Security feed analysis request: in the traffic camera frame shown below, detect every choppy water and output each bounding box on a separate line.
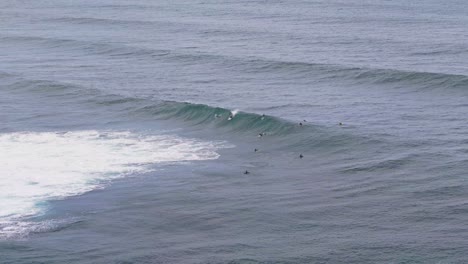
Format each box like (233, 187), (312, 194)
(1, 0), (468, 263)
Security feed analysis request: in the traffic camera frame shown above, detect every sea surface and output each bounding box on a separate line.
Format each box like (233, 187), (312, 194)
(1, 0), (468, 263)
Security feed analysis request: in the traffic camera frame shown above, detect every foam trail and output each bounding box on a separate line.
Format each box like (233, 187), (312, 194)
(228, 109), (239, 120)
(0, 130), (227, 238)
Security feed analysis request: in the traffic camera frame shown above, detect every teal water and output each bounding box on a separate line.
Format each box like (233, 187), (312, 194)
(1, 0), (468, 263)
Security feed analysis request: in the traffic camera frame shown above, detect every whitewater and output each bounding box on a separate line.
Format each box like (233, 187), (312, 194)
(1, 0), (468, 263)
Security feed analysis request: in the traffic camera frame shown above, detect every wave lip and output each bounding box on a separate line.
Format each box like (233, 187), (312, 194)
(0, 130), (228, 239)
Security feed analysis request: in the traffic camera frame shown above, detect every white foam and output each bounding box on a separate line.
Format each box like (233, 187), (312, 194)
(0, 130), (226, 238)
(228, 109), (240, 120)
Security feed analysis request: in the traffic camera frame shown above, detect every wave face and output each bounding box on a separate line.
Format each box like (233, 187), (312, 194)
(2, 0), (468, 263)
(0, 130), (227, 238)
(2, 34), (468, 92)
(0, 75), (357, 153)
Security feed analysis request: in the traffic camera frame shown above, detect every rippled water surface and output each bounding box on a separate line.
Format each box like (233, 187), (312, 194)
(1, 0), (468, 263)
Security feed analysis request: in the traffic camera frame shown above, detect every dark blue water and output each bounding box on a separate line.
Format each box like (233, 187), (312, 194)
(1, 0), (468, 263)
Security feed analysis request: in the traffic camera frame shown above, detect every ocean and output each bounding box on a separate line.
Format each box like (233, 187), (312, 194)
(1, 0), (468, 263)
